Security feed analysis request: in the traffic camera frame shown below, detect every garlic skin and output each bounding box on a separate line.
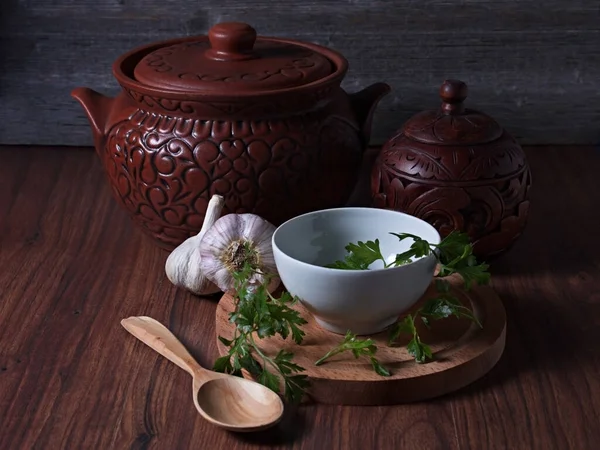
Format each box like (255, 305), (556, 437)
(165, 195), (225, 295)
(199, 213), (280, 293)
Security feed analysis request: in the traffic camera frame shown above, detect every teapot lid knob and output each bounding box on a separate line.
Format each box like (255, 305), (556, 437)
(205, 22), (257, 62)
(439, 79), (468, 114)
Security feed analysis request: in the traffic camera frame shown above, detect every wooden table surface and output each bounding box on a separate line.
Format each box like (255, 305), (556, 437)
(1, 145), (599, 450)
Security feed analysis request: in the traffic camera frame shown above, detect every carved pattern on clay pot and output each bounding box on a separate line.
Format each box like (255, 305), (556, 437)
(378, 134), (528, 182)
(124, 86), (336, 118)
(372, 134), (532, 259)
(102, 109), (362, 248)
(142, 41), (319, 82)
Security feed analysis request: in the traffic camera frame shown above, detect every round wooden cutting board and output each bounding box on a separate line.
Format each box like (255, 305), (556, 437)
(215, 276), (506, 406)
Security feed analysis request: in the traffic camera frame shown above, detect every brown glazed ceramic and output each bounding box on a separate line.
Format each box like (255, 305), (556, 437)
(371, 80), (531, 259)
(72, 22), (391, 249)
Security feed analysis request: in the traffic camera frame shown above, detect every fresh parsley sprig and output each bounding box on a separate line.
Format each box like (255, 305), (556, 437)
(421, 281), (482, 329)
(388, 313), (432, 363)
(326, 238), (408, 270)
(327, 231), (491, 290)
(214, 263), (310, 403)
(314, 330), (391, 376)
(388, 295), (483, 363)
(325, 230), (489, 366)
(392, 231), (491, 290)
(388, 232), (487, 363)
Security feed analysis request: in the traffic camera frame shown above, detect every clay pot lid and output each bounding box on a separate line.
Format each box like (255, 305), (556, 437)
(133, 22), (334, 93)
(402, 80), (503, 145)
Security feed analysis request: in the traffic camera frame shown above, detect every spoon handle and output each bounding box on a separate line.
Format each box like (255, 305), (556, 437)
(121, 316), (202, 377)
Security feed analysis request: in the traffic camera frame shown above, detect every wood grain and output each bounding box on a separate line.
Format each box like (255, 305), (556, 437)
(216, 275), (507, 405)
(121, 316), (285, 432)
(1, 1), (600, 146)
(0, 145), (599, 449)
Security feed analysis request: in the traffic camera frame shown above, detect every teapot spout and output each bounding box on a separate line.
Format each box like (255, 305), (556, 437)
(349, 82), (391, 147)
(71, 87), (115, 149)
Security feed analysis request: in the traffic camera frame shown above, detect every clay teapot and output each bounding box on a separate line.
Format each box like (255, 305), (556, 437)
(72, 22), (390, 249)
(371, 80), (531, 259)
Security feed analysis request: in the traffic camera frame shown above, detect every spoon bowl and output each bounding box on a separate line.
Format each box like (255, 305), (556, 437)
(121, 316), (284, 432)
(194, 377), (284, 430)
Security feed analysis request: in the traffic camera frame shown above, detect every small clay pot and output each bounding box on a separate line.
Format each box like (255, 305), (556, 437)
(72, 22), (390, 249)
(371, 80), (531, 259)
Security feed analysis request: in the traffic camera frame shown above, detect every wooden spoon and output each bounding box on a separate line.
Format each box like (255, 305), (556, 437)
(121, 316), (284, 432)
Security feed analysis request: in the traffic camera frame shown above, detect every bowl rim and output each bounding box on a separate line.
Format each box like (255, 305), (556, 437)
(271, 207), (441, 274)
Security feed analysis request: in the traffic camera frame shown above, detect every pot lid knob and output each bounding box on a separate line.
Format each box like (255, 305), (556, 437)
(401, 79), (503, 145)
(439, 79), (468, 115)
(205, 22), (257, 61)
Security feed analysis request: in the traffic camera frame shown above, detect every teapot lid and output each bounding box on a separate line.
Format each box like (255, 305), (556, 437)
(402, 80), (503, 145)
(133, 22), (335, 93)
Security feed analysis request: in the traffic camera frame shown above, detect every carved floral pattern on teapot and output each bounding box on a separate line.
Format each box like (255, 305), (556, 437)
(102, 109), (362, 248)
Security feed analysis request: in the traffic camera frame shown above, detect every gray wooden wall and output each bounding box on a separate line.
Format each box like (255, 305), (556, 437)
(1, 0), (599, 146)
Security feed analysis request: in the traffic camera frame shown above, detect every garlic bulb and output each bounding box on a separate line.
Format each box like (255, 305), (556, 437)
(165, 195), (225, 295)
(199, 213), (280, 293)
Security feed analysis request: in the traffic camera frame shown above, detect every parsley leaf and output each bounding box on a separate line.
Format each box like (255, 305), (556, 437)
(388, 315), (414, 344)
(274, 349), (305, 374)
(266, 298), (307, 344)
(370, 356), (391, 376)
(406, 336), (432, 363)
(214, 263), (309, 403)
(433, 233), (490, 290)
(347, 240), (385, 265)
(326, 239), (386, 270)
(452, 263), (491, 291)
(420, 296), (483, 328)
(283, 374), (310, 404)
(388, 314), (432, 363)
(258, 370), (281, 393)
(326, 252), (371, 270)
(389, 232), (431, 258)
(315, 330), (391, 376)
(393, 252), (414, 266)
(434, 231), (471, 262)
(240, 352), (263, 376)
(213, 355), (233, 373)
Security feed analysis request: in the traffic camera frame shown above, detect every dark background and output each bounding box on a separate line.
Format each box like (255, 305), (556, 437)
(1, 0), (599, 147)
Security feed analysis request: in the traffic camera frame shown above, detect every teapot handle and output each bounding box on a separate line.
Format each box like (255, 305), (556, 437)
(348, 82), (391, 148)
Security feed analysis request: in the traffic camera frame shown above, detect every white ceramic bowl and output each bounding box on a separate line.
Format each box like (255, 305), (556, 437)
(271, 207), (441, 335)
